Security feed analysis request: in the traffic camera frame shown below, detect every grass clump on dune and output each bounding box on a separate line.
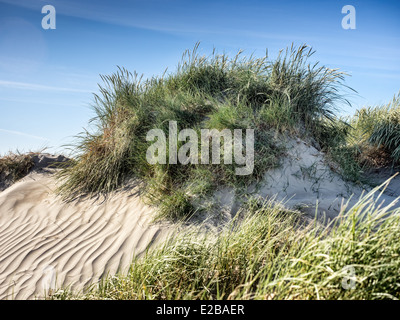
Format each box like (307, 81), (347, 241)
(346, 92), (400, 169)
(311, 91), (400, 184)
(0, 152), (34, 189)
(58, 43), (354, 219)
(54, 183), (400, 300)
(314, 91), (400, 184)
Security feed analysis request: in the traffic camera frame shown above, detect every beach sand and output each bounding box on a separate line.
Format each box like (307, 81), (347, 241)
(0, 170), (172, 299)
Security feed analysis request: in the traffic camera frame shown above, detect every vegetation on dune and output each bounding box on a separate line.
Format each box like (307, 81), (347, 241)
(0, 152), (34, 189)
(57, 43), (355, 219)
(347, 92), (400, 168)
(53, 183), (400, 300)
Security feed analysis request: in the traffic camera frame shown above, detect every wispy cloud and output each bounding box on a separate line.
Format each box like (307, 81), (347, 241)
(0, 80), (92, 93)
(0, 0), (180, 33)
(0, 128), (50, 141)
(0, 0), (249, 36)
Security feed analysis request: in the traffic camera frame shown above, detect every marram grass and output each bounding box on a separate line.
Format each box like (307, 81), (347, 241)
(57, 43), (355, 219)
(0, 152), (35, 186)
(347, 91), (400, 167)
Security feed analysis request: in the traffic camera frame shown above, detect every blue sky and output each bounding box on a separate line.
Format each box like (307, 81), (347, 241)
(0, 0), (399, 155)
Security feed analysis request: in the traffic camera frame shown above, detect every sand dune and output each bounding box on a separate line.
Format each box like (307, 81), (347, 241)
(0, 172), (172, 299)
(257, 139), (400, 219)
(213, 138), (400, 221)
(0, 145), (399, 300)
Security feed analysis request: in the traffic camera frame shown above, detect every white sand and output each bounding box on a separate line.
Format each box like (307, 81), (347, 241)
(259, 139), (400, 220)
(257, 138), (400, 219)
(0, 172), (172, 299)
(212, 138), (400, 221)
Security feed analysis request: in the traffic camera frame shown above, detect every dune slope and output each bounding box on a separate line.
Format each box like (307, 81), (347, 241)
(0, 172), (172, 299)
(0, 145), (399, 300)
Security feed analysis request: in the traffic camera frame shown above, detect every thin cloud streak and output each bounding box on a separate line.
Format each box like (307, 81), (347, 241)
(0, 128), (50, 141)
(0, 0), (282, 37)
(0, 0), (182, 34)
(0, 80), (93, 93)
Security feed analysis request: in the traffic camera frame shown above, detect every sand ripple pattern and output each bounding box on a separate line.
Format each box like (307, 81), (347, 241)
(0, 174), (171, 299)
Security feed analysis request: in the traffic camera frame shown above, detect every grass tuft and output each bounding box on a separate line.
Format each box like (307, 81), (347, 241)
(57, 43), (355, 219)
(344, 91), (400, 172)
(0, 152), (35, 189)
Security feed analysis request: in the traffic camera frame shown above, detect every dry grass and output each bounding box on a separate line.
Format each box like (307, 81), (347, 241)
(0, 152), (35, 190)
